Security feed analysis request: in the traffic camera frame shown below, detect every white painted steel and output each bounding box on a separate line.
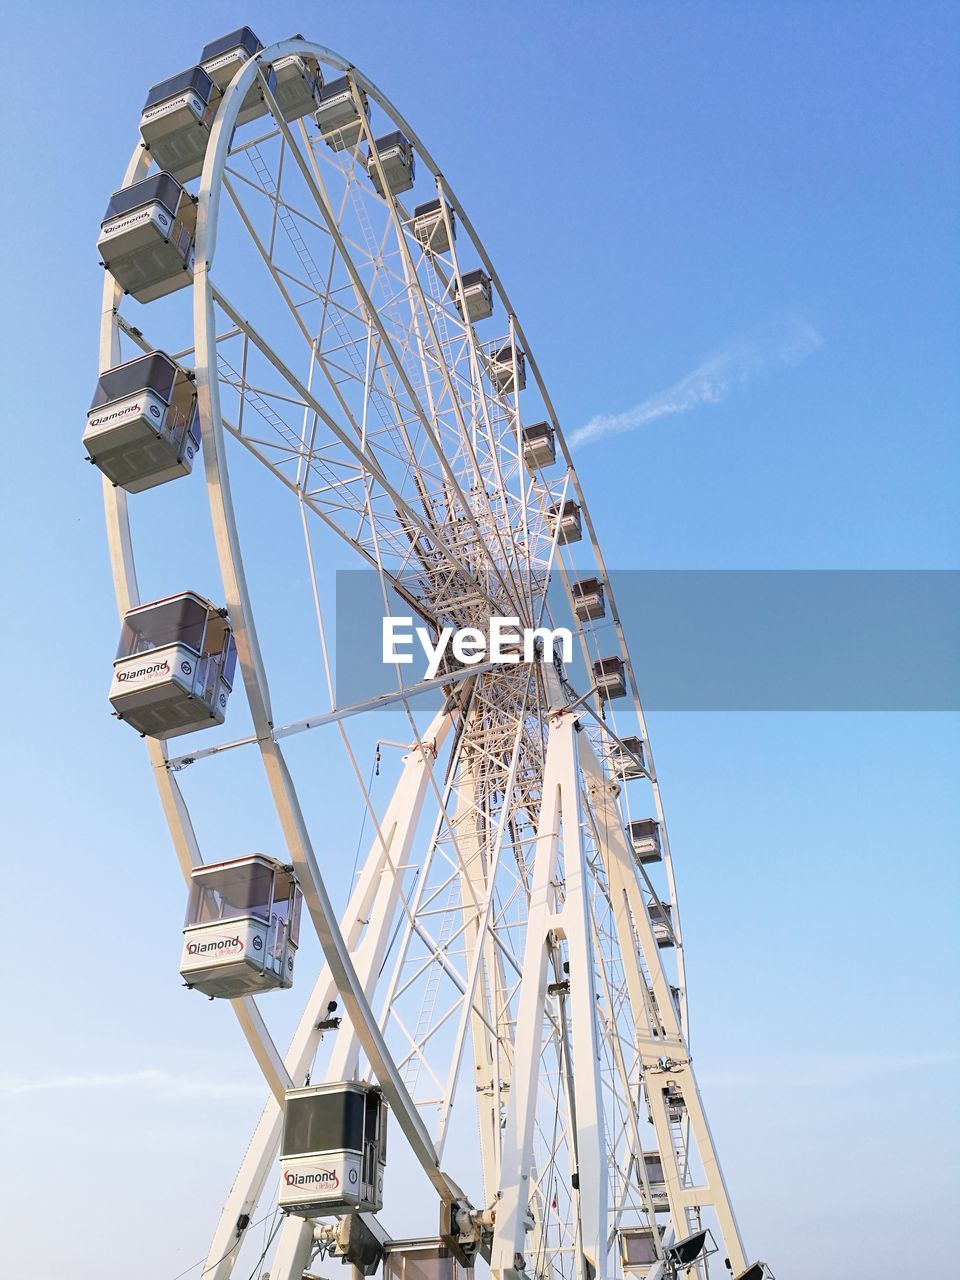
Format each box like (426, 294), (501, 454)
(95, 33), (758, 1280)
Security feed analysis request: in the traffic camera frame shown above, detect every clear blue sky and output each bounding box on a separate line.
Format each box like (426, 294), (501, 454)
(1, 3), (957, 1278)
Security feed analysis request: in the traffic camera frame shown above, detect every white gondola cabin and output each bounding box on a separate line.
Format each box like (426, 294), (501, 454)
(98, 173), (196, 303)
(647, 899), (674, 948)
(594, 655), (627, 700)
(384, 1240), (465, 1280)
(271, 42), (322, 122)
(629, 818), (662, 865)
(109, 592), (237, 739)
(279, 1082), (387, 1215)
(522, 421), (556, 471)
(572, 576), (605, 621)
(641, 1151), (668, 1212)
(455, 268), (493, 323)
(610, 735), (646, 779)
(490, 343), (526, 393)
(618, 1227), (659, 1273)
(84, 351), (200, 492)
(367, 131), (415, 196)
(412, 198), (455, 254)
(200, 25), (262, 85)
(316, 76), (369, 150)
(548, 499), (582, 545)
(199, 27), (273, 125)
(139, 67), (218, 182)
(180, 855), (302, 998)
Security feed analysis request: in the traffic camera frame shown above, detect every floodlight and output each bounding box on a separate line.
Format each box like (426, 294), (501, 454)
(335, 1213), (386, 1275)
(733, 1265), (774, 1280)
(667, 1228), (717, 1269)
(668, 1230), (706, 1266)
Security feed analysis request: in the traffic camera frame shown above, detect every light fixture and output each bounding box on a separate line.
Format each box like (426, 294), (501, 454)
(668, 1230), (707, 1266)
(335, 1212), (387, 1275)
(666, 1228), (718, 1271)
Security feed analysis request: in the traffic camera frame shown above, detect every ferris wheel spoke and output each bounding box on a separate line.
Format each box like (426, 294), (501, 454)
(433, 184), (550, 599)
(210, 281), (494, 610)
(357, 108), (533, 621)
(219, 413), (439, 621)
(254, 72), (530, 624)
(225, 136), (454, 552)
(223, 161), (332, 241)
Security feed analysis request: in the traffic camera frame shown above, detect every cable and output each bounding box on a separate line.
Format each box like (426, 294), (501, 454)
(242, 1213), (283, 1280)
(166, 1210), (277, 1280)
(349, 749), (380, 887)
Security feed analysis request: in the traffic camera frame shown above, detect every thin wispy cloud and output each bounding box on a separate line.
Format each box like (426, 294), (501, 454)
(569, 317), (823, 448)
(0, 1068), (263, 1099)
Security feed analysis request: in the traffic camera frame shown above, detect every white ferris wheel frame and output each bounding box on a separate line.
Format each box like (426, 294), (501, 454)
(96, 35), (752, 1280)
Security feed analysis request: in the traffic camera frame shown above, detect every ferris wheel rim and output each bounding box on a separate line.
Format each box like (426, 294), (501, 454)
(93, 34), (719, 1278)
(101, 15), (678, 1169)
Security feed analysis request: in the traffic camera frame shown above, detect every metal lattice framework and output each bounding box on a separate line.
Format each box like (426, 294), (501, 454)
(96, 34), (760, 1280)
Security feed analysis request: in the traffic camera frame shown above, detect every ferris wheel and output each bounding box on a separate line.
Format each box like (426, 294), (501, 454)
(88, 28), (773, 1280)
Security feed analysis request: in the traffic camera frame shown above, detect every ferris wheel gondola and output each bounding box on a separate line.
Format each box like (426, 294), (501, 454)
(90, 26), (773, 1280)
